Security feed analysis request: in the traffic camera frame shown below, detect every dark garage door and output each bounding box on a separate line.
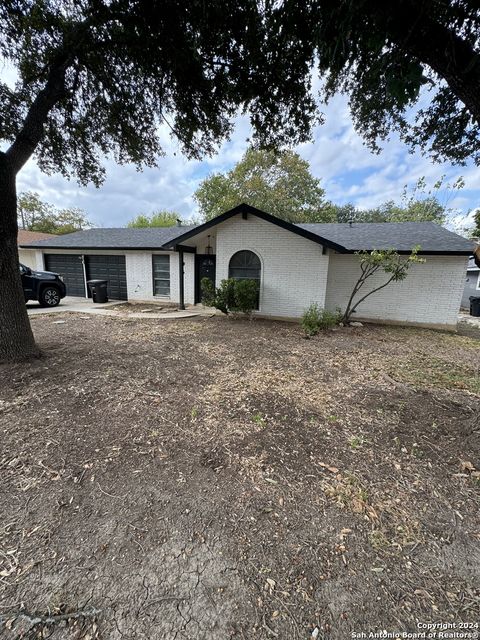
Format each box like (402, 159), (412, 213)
(86, 255), (127, 300)
(44, 254), (85, 297)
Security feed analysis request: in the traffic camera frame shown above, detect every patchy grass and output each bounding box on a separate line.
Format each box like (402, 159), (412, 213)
(0, 316), (479, 640)
(394, 355), (480, 395)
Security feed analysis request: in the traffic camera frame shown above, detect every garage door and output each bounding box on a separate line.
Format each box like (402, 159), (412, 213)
(44, 254), (85, 297)
(86, 255), (127, 300)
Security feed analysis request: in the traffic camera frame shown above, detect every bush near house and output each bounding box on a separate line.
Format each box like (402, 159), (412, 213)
(199, 277), (216, 308)
(301, 303), (342, 337)
(201, 277), (259, 316)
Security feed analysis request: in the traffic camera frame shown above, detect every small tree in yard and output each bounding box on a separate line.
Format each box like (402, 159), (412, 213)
(342, 248), (424, 325)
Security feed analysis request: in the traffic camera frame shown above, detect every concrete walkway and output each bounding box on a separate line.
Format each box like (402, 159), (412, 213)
(27, 297), (208, 320)
(458, 312), (480, 330)
(457, 312), (480, 339)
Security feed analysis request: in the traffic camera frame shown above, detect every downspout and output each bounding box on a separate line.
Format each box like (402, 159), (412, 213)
(81, 255), (88, 298)
(178, 248), (185, 310)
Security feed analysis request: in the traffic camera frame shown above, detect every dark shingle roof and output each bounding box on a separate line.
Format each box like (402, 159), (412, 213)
(296, 222), (473, 253)
(20, 215), (473, 255)
(20, 225), (196, 249)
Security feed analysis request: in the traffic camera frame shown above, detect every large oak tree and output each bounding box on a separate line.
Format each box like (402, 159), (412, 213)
(1, 0), (480, 361)
(0, 0), (316, 361)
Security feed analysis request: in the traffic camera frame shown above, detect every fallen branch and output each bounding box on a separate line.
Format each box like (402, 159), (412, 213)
(97, 482), (127, 500)
(380, 372), (414, 393)
(2, 606), (102, 633)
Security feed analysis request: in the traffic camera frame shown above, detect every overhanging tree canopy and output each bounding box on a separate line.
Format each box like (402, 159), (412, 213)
(305, 0), (480, 165)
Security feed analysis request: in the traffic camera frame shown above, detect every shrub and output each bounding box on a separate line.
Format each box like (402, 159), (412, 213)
(215, 278), (236, 314)
(301, 303), (341, 337)
(233, 279), (259, 315)
(208, 278), (259, 316)
(200, 277), (216, 307)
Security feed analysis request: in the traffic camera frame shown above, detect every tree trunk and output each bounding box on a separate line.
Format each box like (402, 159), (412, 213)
(0, 154), (40, 362)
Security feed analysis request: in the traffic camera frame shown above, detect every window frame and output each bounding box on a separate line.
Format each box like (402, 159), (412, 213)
(228, 250), (261, 310)
(152, 254), (171, 297)
(228, 250), (261, 282)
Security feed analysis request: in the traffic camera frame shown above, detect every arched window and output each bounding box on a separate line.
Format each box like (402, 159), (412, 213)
(229, 250), (261, 309)
(228, 250), (261, 283)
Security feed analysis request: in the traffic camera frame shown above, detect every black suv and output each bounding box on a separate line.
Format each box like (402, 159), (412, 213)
(20, 263), (67, 307)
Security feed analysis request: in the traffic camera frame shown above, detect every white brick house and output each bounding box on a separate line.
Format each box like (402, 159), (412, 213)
(21, 204), (473, 330)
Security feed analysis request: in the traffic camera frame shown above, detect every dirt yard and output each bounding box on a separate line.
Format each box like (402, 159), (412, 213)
(1, 315), (479, 640)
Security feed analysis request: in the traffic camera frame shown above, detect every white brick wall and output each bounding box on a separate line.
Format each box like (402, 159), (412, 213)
(35, 250), (45, 270)
(126, 251), (194, 304)
(18, 249), (37, 270)
(215, 214), (329, 318)
(325, 254), (468, 328)
(36, 248), (193, 305)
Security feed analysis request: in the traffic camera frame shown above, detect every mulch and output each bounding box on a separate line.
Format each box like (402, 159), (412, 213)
(1, 315), (479, 639)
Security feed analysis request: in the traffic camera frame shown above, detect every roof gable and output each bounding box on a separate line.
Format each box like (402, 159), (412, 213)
(159, 203), (347, 252)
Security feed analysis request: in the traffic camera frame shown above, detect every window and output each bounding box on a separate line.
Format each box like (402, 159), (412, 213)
(228, 250), (261, 309)
(152, 254), (170, 296)
(228, 250), (261, 283)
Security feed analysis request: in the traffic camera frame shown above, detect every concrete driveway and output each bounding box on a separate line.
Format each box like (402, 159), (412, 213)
(26, 296), (207, 320)
(26, 296), (122, 316)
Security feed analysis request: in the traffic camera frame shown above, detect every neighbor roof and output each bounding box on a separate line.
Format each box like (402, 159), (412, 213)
(18, 230), (57, 244)
(20, 225), (196, 250)
(20, 204), (473, 255)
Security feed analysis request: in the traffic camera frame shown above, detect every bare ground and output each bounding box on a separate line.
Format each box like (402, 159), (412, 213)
(1, 315), (479, 640)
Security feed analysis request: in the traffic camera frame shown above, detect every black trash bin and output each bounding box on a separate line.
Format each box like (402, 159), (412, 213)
(470, 296), (480, 317)
(87, 279), (109, 303)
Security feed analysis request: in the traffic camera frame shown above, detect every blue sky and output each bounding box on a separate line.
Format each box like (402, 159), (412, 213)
(2, 63), (479, 233)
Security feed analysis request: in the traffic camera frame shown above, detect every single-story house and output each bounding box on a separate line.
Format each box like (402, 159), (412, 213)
(20, 203), (473, 330)
(18, 230), (57, 269)
(461, 251), (480, 309)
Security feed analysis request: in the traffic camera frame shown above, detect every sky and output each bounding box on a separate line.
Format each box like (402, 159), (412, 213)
(2, 64), (479, 233)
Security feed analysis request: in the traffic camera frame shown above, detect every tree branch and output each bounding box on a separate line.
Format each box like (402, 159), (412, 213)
(348, 274), (398, 317)
(5, 56), (70, 174)
(369, 0), (480, 123)
(4, 17), (96, 175)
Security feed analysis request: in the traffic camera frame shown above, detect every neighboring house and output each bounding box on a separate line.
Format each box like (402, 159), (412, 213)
(18, 230), (57, 269)
(461, 250), (480, 309)
(20, 204), (473, 330)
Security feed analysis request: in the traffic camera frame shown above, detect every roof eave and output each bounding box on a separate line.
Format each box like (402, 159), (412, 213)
(19, 245), (176, 250)
(329, 248), (472, 256)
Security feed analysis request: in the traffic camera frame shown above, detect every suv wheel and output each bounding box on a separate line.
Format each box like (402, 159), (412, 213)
(39, 286), (61, 307)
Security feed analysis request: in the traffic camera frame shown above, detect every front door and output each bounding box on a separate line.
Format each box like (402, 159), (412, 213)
(195, 254), (216, 303)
